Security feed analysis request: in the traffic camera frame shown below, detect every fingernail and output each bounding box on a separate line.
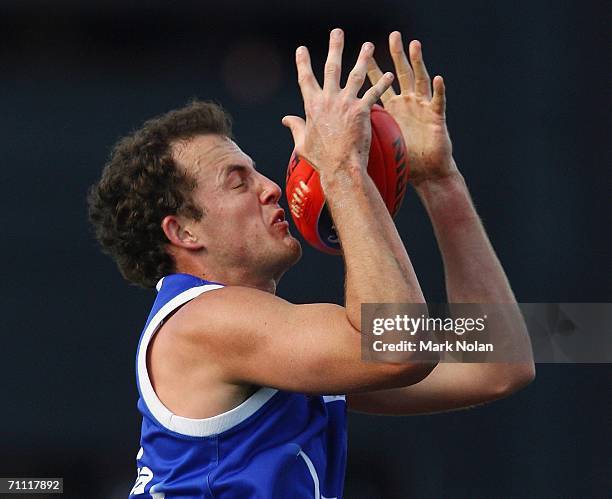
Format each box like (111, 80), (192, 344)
(363, 42), (373, 51)
(296, 46), (305, 55)
(331, 28), (342, 38)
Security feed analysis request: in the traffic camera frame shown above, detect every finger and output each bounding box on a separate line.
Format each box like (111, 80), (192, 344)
(431, 75), (446, 116)
(323, 28), (344, 93)
(367, 57), (397, 105)
(344, 41), (374, 97)
(362, 72), (395, 108)
(281, 115), (306, 146)
(409, 40), (432, 99)
(295, 46), (321, 103)
(389, 31), (414, 93)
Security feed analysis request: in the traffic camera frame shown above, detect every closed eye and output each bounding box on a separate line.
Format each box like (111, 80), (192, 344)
(227, 169), (247, 189)
(221, 162), (255, 190)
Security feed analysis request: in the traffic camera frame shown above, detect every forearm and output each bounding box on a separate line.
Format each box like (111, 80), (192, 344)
(415, 166), (514, 303)
(416, 163), (534, 376)
(321, 164), (425, 329)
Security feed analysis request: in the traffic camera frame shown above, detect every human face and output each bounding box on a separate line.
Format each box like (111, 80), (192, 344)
(172, 134), (302, 283)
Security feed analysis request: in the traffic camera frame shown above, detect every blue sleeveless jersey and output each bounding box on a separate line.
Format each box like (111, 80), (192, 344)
(129, 273), (348, 499)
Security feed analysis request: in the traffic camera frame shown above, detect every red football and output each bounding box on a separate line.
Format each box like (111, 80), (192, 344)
(285, 105), (409, 254)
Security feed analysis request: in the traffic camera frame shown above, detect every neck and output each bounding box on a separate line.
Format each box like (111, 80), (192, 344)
(176, 261), (279, 294)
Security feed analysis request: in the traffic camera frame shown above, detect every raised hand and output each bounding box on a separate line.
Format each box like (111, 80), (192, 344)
(283, 28), (394, 177)
(367, 32), (458, 186)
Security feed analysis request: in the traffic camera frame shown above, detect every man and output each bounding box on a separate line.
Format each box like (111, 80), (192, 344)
(89, 29), (534, 498)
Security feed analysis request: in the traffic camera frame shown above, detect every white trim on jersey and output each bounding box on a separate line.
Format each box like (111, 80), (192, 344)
(137, 283), (278, 437)
(298, 450), (338, 499)
(322, 395), (346, 403)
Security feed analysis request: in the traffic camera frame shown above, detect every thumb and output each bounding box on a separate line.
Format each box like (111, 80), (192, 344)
(281, 115), (306, 145)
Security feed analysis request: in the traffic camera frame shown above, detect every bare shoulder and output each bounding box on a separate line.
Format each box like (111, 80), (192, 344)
(171, 285), (295, 339)
(147, 287), (265, 418)
(172, 285), (343, 345)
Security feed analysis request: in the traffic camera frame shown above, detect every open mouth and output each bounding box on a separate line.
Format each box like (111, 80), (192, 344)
(271, 209), (286, 225)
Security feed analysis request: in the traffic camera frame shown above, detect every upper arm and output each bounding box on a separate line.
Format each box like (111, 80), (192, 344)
(347, 362), (535, 415)
(173, 286), (435, 395)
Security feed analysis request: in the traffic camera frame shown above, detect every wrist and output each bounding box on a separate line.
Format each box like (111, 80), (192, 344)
(319, 161), (368, 195)
(414, 170), (467, 201)
(415, 166), (478, 226)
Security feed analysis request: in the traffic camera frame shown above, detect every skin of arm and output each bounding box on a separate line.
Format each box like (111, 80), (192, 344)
(164, 29), (437, 401)
(348, 32), (535, 415)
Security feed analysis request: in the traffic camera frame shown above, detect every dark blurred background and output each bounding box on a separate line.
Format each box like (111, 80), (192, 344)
(1, 1), (610, 498)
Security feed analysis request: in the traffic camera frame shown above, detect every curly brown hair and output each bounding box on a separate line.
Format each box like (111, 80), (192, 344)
(88, 100), (233, 288)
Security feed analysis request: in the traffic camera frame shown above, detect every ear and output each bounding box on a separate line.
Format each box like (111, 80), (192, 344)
(161, 215), (205, 250)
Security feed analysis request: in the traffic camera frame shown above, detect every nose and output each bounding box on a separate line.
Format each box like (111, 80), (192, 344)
(258, 173), (282, 205)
